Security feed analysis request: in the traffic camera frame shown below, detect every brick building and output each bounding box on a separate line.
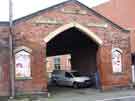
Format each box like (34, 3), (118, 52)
(0, 0), (133, 96)
(93, 0), (135, 60)
(46, 54), (71, 78)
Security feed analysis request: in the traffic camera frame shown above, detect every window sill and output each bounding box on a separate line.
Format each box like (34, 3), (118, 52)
(15, 77), (32, 80)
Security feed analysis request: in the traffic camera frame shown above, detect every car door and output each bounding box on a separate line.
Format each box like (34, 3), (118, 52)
(63, 72), (73, 86)
(56, 72), (65, 85)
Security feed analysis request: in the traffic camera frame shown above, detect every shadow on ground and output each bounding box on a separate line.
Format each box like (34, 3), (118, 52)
(48, 85), (99, 97)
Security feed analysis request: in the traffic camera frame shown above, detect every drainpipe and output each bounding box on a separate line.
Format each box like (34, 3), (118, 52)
(9, 0), (15, 99)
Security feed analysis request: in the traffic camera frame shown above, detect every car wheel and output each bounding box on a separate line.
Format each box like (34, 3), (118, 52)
(73, 82), (79, 88)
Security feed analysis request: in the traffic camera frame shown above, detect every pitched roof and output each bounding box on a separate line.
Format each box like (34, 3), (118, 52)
(0, 0), (129, 32)
(0, 21), (9, 26)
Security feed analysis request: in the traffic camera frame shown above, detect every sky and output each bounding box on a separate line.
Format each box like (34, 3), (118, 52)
(0, 0), (109, 21)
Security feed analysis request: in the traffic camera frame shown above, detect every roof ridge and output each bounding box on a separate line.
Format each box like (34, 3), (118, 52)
(0, 0), (129, 32)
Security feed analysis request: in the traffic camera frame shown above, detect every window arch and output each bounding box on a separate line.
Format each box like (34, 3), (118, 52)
(14, 46), (32, 79)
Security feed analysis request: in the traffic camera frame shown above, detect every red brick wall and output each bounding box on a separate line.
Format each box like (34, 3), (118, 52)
(14, 43), (47, 94)
(11, 0), (131, 93)
(130, 30), (135, 53)
(0, 25), (10, 96)
(93, 0), (135, 29)
(98, 46), (131, 90)
(93, 0), (135, 53)
(0, 0), (132, 96)
(46, 54), (71, 72)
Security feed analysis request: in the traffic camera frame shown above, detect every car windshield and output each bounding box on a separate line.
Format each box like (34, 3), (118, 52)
(71, 72), (81, 77)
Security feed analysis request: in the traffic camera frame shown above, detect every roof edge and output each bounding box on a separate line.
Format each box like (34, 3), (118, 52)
(75, 0), (130, 32)
(0, 0), (129, 32)
(13, 0), (70, 24)
(0, 21), (9, 26)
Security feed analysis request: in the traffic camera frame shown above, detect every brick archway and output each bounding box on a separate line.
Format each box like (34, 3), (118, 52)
(45, 22), (104, 91)
(44, 22), (103, 46)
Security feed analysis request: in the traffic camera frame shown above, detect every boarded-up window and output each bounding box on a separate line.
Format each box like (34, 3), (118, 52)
(15, 50), (31, 79)
(112, 48), (123, 73)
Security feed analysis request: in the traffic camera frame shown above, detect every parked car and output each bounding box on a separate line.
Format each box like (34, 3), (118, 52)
(51, 70), (93, 88)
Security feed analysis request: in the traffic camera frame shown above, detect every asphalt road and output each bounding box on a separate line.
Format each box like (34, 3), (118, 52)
(43, 86), (135, 101)
(7, 86), (135, 101)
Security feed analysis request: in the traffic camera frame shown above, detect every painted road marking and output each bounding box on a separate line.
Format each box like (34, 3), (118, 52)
(97, 96), (135, 101)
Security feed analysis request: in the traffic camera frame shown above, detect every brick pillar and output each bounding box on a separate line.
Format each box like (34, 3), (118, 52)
(33, 41), (48, 92)
(40, 42), (48, 91)
(97, 46), (112, 90)
(130, 30), (135, 53)
(97, 45), (132, 91)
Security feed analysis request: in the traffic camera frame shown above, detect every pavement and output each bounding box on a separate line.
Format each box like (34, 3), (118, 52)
(5, 86), (135, 101)
(45, 86), (135, 101)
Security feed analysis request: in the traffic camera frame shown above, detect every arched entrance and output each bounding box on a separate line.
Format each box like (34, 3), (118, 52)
(45, 22), (103, 92)
(44, 22), (103, 45)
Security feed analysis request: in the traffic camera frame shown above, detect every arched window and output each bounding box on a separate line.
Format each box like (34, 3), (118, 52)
(14, 46), (32, 79)
(112, 48), (123, 73)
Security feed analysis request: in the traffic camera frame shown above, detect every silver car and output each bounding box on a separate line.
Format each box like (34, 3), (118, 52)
(51, 70), (92, 88)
